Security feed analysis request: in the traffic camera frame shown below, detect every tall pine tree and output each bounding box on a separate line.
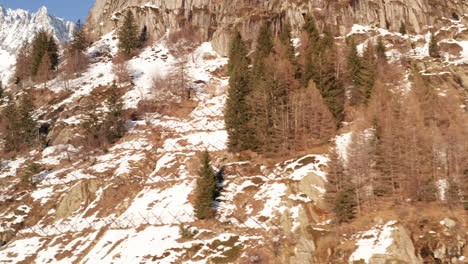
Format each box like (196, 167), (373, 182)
(225, 32), (257, 151)
(118, 10), (139, 56)
(104, 82), (125, 144)
(194, 151), (217, 219)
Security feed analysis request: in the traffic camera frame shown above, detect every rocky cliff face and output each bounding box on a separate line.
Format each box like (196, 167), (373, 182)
(85, 0), (468, 55)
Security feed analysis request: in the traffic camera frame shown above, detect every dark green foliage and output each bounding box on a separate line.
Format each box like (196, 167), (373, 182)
(348, 41), (376, 105)
(179, 224), (197, 238)
(18, 93), (38, 147)
(399, 23), (407, 35)
(254, 23), (273, 60)
(225, 32), (257, 152)
(313, 29), (345, 121)
(0, 81), (3, 99)
(104, 82), (125, 144)
(376, 37), (387, 61)
(30, 30), (59, 76)
(139, 25), (148, 47)
(429, 33), (440, 58)
(21, 160), (42, 187)
(81, 97), (102, 146)
(70, 19), (88, 52)
(118, 11), (139, 56)
(361, 43), (376, 102)
(47, 36), (59, 70)
(3, 92), (39, 152)
(3, 95), (20, 152)
(335, 186), (358, 224)
(194, 152), (218, 219)
(303, 15), (320, 43)
(280, 23), (301, 79)
(325, 147), (345, 208)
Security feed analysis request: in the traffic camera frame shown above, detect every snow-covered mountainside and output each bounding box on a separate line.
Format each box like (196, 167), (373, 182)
(0, 1), (467, 263)
(0, 5), (74, 83)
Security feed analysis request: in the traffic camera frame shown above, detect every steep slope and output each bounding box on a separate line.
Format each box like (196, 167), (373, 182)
(0, 5), (74, 83)
(0, 1), (467, 264)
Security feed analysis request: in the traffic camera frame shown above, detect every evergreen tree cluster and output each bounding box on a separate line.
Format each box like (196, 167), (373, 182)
(81, 82), (126, 147)
(193, 151), (219, 219)
(117, 11), (148, 56)
(226, 17), (345, 153)
(347, 40), (380, 106)
(15, 30), (59, 85)
(2, 93), (39, 152)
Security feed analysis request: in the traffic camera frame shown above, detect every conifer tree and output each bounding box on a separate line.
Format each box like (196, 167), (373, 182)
(47, 36), (59, 70)
(17, 92), (38, 147)
(0, 81), (3, 99)
(118, 10), (139, 56)
(399, 23), (407, 35)
(70, 19), (88, 52)
(139, 25), (148, 48)
(225, 32), (256, 151)
(104, 82), (125, 143)
(361, 43), (376, 103)
(81, 97), (102, 147)
(376, 37), (386, 61)
(335, 185), (358, 224)
(194, 151), (217, 219)
(3, 95), (19, 152)
(31, 30), (50, 76)
(279, 23), (300, 79)
(325, 146), (345, 209)
(429, 33), (440, 58)
(314, 28), (345, 121)
(30, 31), (58, 77)
(301, 15), (320, 87)
(348, 41), (365, 105)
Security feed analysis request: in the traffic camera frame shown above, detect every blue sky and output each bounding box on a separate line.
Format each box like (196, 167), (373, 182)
(0, 0), (95, 22)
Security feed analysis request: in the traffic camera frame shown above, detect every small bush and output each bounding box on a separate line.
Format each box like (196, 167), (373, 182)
(21, 160), (42, 187)
(179, 224), (197, 239)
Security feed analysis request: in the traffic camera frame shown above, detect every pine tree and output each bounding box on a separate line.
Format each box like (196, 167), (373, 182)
(279, 23), (300, 79)
(361, 43), (376, 103)
(376, 37), (386, 61)
(325, 146), (345, 210)
(225, 32), (256, 151)
(81, 97), (102, 147)
(301, 15), (320, 87)
(139, 25), (148, 48)
(17, 92), (38, 147)
(348, 41), (365, 105)
(104, 82), (125, 143)
(399, 23), (407, 35)
(118, 10), (139, 56)
(47, 36), (59, 70)
(194, 151), (217, 219)
(3, 95), (19, 152)
(70, 19), (88, 52)
(314, 28), (345, 121)
(335, 185), (358, 224)
(30, 31), (58, 77)
(31, 30), (50, 76)
(429, 33), (440, 58)
(250, 24), (276, 152)
(0, 81), (3, 99)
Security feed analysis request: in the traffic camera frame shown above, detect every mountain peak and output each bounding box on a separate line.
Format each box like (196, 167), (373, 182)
(36, 6), (49, 16)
